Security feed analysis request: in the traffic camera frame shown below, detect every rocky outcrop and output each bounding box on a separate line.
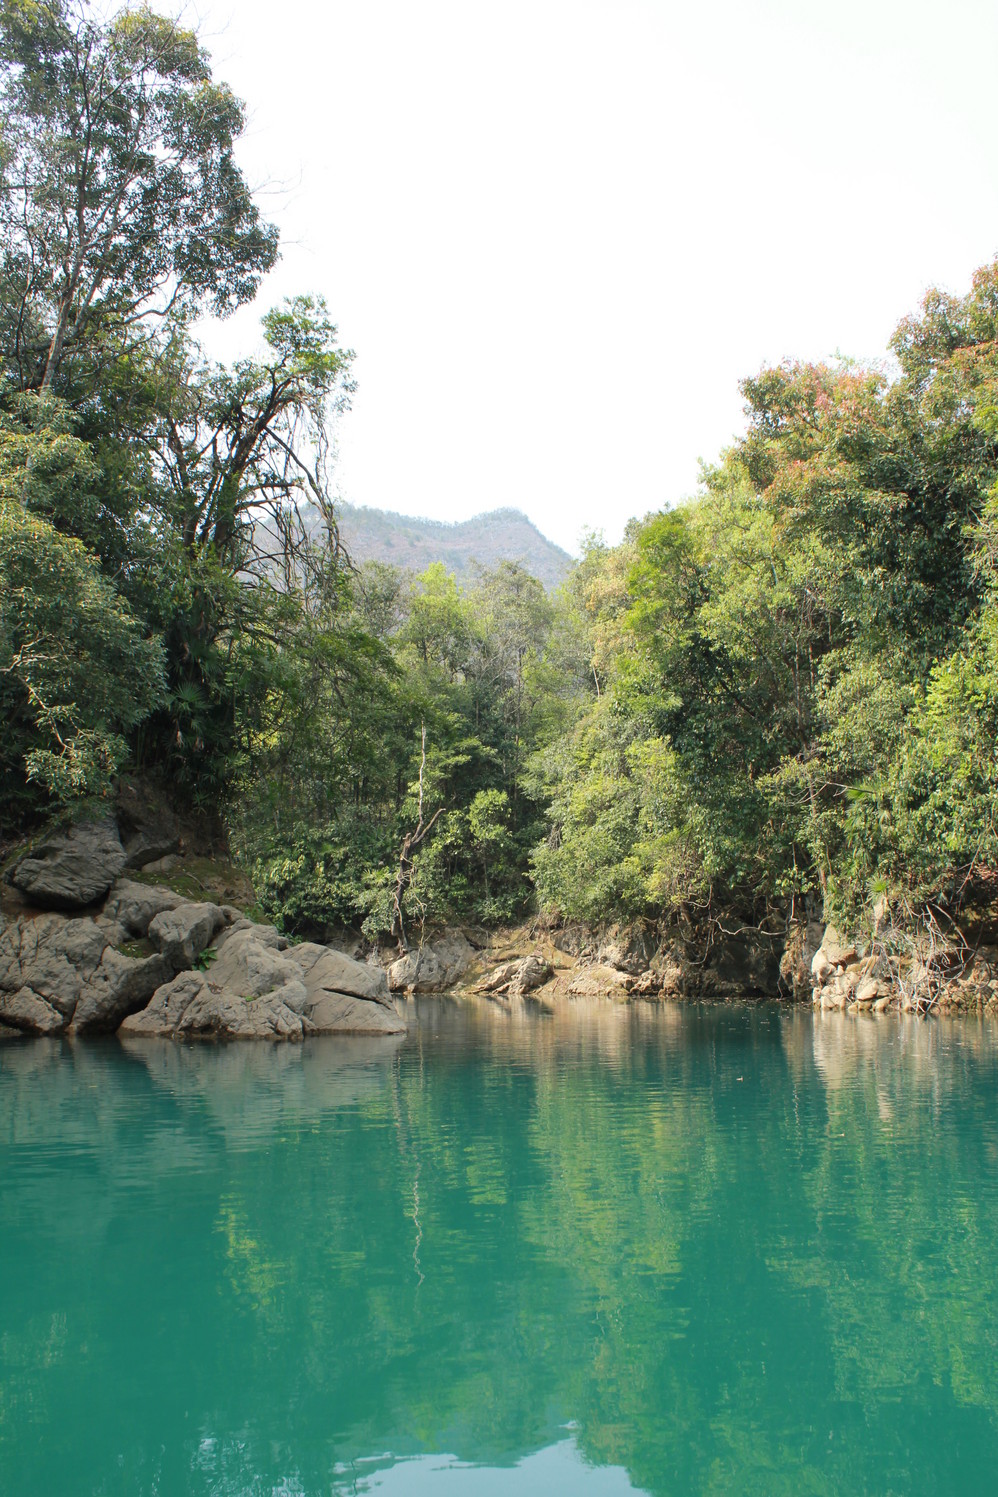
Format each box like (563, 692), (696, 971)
(120, 923), (404, 1040)
(2, 873), (406, 1042)
(809, 922), (998, 1016)
(120, 967), (312, 1040)
(560, 925), (782, 1000)
(10, 819), (127, 910)
(101, 879), (185, 940)
(596, 927), (658, 976)
(811, 934), (891, 1014)
(294, 942), (393, 1005)
(566, 963), (631, 998)
(387, 932), (475, 994)
(0, 909), (172, 1035)
(70, 947), (174, 1032)
(475, 954), (553, 999)
(0, 914), (106, 1030)
(148, 901), (226, 968)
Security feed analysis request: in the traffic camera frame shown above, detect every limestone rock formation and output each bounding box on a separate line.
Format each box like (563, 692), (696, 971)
(11, 820), (127, 909)
(475, 954), (553, 999)
(0, 908), (172, 1034)
(148, 902), (227, 969)
(387, 933), (475, 994)
(1, 866), (405, 1041)
(120, 926), (404, 1040)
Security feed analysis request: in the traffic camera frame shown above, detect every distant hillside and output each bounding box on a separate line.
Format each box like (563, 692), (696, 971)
(335, 504), (574, 589)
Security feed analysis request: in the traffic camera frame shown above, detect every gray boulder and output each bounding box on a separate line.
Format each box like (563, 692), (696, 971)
(119, 971), (210, 1036)
(176, 988), (309, 1040)
(115, 778), (181, 868)
(0, 909), (173, 1034)
(70, 947), (173, 1033)
(208, 927), (303, 998)
(122, 929), (406, 1040)
(294, 943), (392, 1005)
(306, 991), (406, 1033)
(0, 914), (107, 1027)
(388, 932), (475, 994)
(148, 902), (226, 968)
(214, 918), (287, 954)
(11, 819), (126, 910)
(102, 879), (184, 939)
(0, 986), (65, 1034)
(120, 966), (309, 1040)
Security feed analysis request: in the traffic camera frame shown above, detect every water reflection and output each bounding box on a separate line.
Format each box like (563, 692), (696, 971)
(1, 999), (997, 1496)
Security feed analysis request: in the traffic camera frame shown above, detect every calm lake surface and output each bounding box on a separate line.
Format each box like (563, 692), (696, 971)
(2, 998), (998, 1496)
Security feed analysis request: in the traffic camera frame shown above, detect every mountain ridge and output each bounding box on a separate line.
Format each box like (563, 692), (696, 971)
(334, 502), (574, 589)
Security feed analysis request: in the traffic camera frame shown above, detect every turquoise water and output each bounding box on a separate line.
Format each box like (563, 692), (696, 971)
(2, 999), (998, 1495)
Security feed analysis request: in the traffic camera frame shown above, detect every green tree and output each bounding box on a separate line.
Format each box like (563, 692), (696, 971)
(0, 0), (277, 396)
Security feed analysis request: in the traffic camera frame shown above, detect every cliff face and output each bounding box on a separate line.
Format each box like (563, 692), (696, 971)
(335, 504), (573, 589)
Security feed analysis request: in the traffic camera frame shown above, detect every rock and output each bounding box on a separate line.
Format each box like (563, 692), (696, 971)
(175, 988), (308, 1040)
(0, 913), (107, 1026)
(474, 955), (553, 999)
(207, 927), (305, 1000)
(0, 907), (175, 1034)
(102, 879), (184, 938)
(388, 932), (475, 994)
(873, 994), (893, 1013)
(567, 964), (631, 998)
(119, 972), (211, 1035)
(627, 970), (664, 997)
(292, 943), (403, 1030)
(819, 926), (858, 968)
(856, 977), (879, 1005)
(121, 924), (406, 1042)
(70, 948), (173, 1033)
(121, 963), (309, 1041)
(148, 902), (226, 968)
(598, 927), (657, 976)
(292, 943), (392, 1005)
(115, 778), (181, 869)
(812, 949), (833, 984)
(0, 986), (64, 1034)
(552, 926), (596, 959)
(214, 918), (287, 954)
(10, 819), (126, 910)
(306, 992), (407, 1033)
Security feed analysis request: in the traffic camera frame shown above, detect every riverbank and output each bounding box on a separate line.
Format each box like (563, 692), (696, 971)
(5, 813), (998, 1041)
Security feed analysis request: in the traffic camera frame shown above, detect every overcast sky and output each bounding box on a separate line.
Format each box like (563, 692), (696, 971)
(191, 0), (998, 555)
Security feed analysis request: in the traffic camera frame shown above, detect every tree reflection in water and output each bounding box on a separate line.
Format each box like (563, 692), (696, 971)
(1, 999), (997, 1495)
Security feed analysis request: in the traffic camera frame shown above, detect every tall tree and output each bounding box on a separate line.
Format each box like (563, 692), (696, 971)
(0, 0), (277, 396)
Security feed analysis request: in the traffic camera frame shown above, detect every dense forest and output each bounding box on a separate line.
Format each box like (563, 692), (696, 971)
(3, 1), (998, 959)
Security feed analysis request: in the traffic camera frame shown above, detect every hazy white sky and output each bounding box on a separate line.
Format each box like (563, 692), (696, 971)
(192, 0), (998, 555)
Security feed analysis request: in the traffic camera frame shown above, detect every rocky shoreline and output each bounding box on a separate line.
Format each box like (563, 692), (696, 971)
(4, 816), (998, 1042)
(0, 820), (405, 1040)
